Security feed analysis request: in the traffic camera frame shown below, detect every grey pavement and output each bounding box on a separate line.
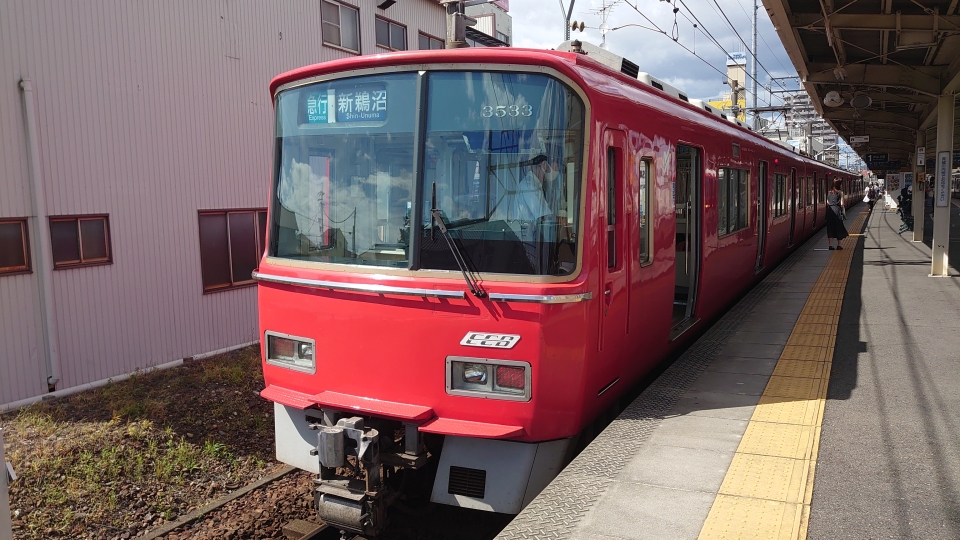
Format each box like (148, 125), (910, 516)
(808, 204), (960, 540)
(499, 215), (837, 540)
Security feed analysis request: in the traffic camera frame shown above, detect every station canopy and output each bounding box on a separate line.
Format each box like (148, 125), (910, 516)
(764, 0), (960, 173)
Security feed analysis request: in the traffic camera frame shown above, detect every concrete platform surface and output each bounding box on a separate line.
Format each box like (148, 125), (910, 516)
(496, 203), (960, 540)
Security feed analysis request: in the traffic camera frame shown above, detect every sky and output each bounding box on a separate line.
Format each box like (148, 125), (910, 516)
(507, 0), (800, 104)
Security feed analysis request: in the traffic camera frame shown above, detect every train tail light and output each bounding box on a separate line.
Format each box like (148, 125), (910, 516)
(265, 332), (316, 374)
(495, 366), (525, 393)
(447, 358), (530, 401)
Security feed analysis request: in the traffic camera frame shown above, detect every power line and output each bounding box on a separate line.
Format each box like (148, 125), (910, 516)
(673, 0), (787, 97)
(730, 0), (794, 76)
(704, 0), (792, 93)
(621, 1), (730, 81)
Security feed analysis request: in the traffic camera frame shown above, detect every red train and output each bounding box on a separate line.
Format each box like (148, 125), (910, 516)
(255, 42), (862, 535)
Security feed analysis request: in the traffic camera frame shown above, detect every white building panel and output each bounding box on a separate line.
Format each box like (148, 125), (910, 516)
(0, 0), (446, 408)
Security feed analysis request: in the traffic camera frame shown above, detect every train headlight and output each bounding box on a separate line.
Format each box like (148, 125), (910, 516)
(447, 357), (531, 401)
(265, 332), (316, 374)
(462, 364), (488, 384)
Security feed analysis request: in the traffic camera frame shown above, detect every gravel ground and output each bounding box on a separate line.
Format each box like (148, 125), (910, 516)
(1, 345), (514, 540)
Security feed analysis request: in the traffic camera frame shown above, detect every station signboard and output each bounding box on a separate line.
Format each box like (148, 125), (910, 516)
(936, 151), (950, 207)
(917, 146), (925, 166)
(850, 135), (869, 143)
(866, 153), (888, 163)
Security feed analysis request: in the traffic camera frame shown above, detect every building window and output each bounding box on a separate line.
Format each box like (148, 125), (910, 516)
(718, 168), (749, 236)
(50, 215), (111, 269)
(639, 160), (652, 265)
(322, 0), (360, 52)
(0, 219), (31, 275)
(376, 17), (407, 50)
(419, 32), (444, 50)
(198, 210), (267, 292)
(773, 173), (787, 217)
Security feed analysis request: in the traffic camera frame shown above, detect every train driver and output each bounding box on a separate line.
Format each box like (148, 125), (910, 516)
(491, 154), (562, 223)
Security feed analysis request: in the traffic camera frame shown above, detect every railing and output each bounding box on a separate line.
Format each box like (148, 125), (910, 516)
(1, 428), (13, 540)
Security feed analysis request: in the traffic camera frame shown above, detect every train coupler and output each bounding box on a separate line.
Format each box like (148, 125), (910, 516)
(310, 416), (387, 536)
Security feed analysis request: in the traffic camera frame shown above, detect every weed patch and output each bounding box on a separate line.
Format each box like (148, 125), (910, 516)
(0, 345), (280, 539)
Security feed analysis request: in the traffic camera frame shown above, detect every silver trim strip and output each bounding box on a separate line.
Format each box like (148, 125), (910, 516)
(252, 271), (466, 299)
(487, 292), (593, 304)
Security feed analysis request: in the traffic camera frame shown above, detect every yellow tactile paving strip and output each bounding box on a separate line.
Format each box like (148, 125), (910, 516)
(698, 209), (869, 540)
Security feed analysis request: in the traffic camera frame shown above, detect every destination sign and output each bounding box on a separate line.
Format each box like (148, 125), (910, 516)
(303, 84), (388, 124)
(335, 84), (387, 122)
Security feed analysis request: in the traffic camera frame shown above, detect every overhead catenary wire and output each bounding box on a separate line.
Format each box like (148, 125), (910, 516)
(621, 1), (730, 81)
(678, 0), (792, 95)
(622, 1), (777, 109)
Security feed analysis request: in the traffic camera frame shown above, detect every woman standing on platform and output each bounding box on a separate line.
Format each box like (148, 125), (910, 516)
(826, 179), (849, 250)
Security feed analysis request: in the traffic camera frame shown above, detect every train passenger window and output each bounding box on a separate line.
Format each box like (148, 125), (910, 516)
(806, 176), (813, 206)
(773, 173), (787, 217)
(639, 160), (652, 265)
(607, 147), (618, 269)
(718, 168), (750, 236)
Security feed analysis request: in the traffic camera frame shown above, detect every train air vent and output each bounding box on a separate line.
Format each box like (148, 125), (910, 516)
(720, 113), (728, 119)
(620, 58), (640, 78)
(651, 80), (664, 91)
(679, 93), (688, 102)
(704, 105), (713, 112)
(448, 466), (486, 498)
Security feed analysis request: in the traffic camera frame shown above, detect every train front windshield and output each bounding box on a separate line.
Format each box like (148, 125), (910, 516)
(271, 70), (585, 276)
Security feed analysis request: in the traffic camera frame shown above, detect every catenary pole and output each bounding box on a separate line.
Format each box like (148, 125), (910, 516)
(560, 0), (576, 41)
(751, 0), (758, 130)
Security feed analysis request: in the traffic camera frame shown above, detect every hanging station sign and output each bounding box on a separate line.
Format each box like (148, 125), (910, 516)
(850, 135), (870, 143)
(866, 153), (888, 163)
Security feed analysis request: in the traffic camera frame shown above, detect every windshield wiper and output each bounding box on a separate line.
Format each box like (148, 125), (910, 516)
(431, 183), (486, 298)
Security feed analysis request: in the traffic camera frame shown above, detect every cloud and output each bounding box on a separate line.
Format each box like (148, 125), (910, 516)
(509, 0), (797, 103)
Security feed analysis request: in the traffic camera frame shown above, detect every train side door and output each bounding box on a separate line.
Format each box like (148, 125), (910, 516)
(598, 130), (629, 362)
(671, 144), (700, 336)
(788, 168), (797, 246)
(756, 160), (768, 271)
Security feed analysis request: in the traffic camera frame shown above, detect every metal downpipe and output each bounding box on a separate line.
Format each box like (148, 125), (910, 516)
(20, 78), (61, 388)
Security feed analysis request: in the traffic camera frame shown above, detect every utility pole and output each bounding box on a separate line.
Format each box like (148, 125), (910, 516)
(560, 0), (576, 41)
(751, 0), (758, 130)
(730, 79), (743, 120)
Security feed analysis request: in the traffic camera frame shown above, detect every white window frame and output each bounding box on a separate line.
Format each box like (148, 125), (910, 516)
(321, 0), (360, 53)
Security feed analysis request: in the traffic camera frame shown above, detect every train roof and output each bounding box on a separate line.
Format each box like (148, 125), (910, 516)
(269, 46), (855, 177)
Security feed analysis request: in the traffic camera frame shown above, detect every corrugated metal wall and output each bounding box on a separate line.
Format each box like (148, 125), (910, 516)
(0, 0), (446, 407)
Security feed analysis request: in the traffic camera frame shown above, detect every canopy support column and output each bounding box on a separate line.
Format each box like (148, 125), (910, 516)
(930, 94), (955, 276)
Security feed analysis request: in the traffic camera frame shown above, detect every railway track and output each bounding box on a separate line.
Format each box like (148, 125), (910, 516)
(146, 464), (512, 540)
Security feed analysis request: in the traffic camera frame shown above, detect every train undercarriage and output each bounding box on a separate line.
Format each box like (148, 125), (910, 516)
(274, 403), (575, 538)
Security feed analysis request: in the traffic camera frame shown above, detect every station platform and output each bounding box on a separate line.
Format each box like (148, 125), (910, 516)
(497, 202), (960, 540)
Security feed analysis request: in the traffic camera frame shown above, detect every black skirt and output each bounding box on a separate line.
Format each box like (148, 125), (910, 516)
(826, 204), (848, 240)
